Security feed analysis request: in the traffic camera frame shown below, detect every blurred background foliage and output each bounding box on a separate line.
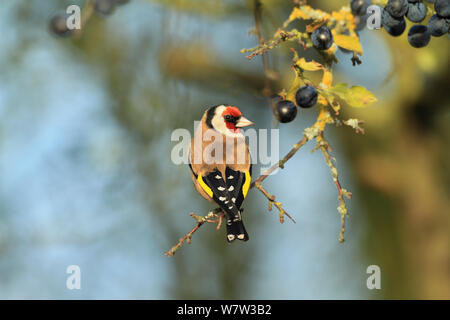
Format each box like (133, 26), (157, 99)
(0, 0), (448, 299)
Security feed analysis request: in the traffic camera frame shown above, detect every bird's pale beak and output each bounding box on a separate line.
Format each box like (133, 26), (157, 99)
(235, 116), (254, 128)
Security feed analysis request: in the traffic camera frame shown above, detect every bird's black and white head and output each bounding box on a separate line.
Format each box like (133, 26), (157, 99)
(205, 105), (254, 137)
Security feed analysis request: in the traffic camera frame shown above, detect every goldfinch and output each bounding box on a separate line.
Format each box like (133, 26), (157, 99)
(189, 105), (254, 243)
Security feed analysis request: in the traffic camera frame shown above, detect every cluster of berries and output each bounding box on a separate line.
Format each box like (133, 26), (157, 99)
(351, 0), (449, 48)
(271, 86), (319, 123)
(50, 0), (130, 38)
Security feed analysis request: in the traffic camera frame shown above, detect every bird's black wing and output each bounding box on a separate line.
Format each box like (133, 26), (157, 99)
(199, 170), (242, 222)
(196, 168), (251, 242)
(224, 166), (252, 210)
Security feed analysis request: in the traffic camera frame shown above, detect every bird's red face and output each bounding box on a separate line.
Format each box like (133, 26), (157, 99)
(221, 106), (253, 134)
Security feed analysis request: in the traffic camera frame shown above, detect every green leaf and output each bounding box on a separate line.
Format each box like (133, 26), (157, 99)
(328, 83), (348, 98)
(347, 86), (377, 108)
(328, 84), (377, 108)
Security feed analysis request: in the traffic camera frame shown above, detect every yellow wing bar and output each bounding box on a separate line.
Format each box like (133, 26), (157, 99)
(197, 174), (213, 198)
(242, 171), (251, 198)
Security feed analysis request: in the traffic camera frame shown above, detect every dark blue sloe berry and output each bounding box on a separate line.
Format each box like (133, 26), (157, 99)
(49, 14), (72, 38)
(428, 14), (450, 36)
(311, 26), (334, 50)
(382, 8), (405, 28)
(435, 0), (450, 18)
(295, 86), (318, 109)
(275, 100), (297, 123)
(406, 1), (427, 22)
(408, 25), (431, 47)
(351, 0), (371, 16)
(94, 0), (116, 16)
(386, 0), (409, 18)
(386, 17), (407, 35)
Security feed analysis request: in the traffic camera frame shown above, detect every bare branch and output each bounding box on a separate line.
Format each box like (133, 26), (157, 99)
(164, 209), (223, 257)
(318, 135), (351, 243)
(254, 182), (296, 224)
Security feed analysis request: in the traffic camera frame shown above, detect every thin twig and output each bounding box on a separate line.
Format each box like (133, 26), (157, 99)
(254, 182), (296, 223)
(318, 136), (351, 243)
(216, 213), (223, 231)
(164, 209), (222, 257)
(243, 31), (298, 60)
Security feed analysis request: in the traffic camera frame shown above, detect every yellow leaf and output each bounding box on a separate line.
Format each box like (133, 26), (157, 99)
(296, 57), (323, 71)
(333, 34), (363, 55)
(331, 10), (354, 25)
(317, 94), (328, 106)
(287, 5), (331, 23)
(296, 58), (332, 87)
(286, 75), (303, 102)
(321, 69), (333, 88)
(288, 7), (309, 21)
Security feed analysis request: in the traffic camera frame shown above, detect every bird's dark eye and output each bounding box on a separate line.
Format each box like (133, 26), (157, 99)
(224, 115), (233, 122)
